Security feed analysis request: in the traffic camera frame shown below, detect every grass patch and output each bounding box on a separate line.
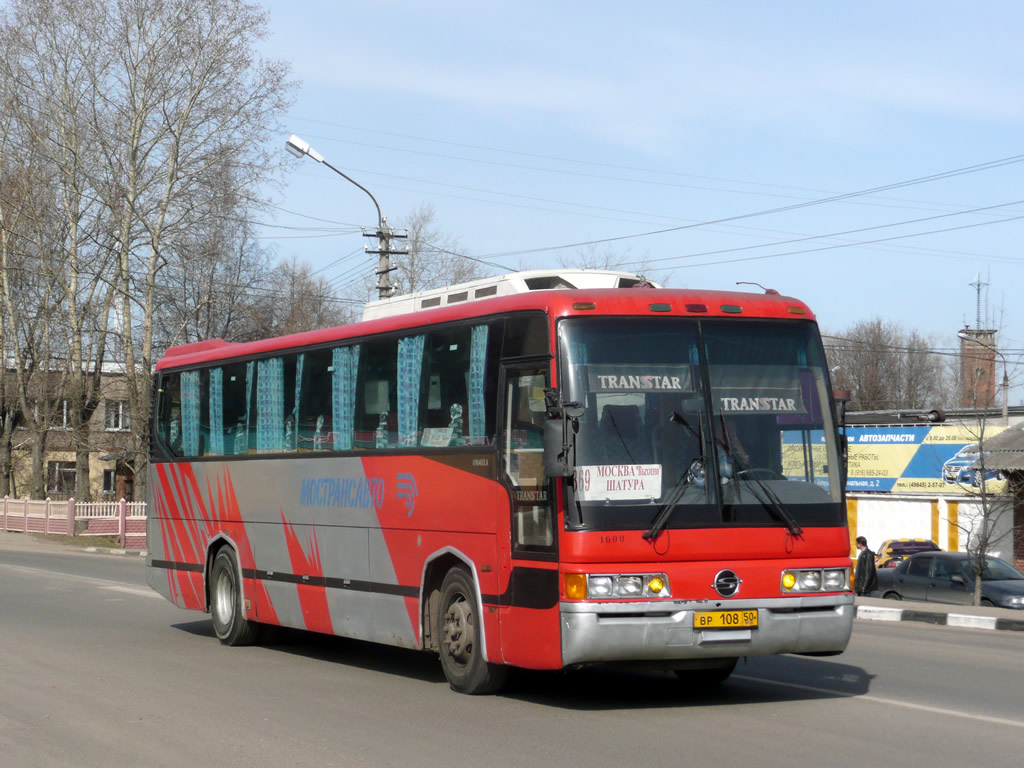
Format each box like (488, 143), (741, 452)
(29, 532), (123, 550)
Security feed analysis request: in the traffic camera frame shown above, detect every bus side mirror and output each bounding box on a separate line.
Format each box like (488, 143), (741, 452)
(544, 418), (574, 477)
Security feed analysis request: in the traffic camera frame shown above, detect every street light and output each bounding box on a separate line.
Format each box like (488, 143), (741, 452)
(285, 134), (397, 299)
(958, 330), (1008, 424)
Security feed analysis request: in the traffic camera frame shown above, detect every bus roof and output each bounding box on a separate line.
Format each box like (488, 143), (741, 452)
(157, 284), (815, 371)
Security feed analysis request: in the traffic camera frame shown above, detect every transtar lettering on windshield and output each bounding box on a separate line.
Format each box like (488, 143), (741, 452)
(719, 396), (797, 412)
(596, 374), (683, 390)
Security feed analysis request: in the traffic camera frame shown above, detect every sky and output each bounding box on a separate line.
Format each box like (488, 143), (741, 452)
(253, 0), (1024, 405)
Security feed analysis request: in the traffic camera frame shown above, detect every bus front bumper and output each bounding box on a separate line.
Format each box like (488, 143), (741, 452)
(560, 593), (854, 666)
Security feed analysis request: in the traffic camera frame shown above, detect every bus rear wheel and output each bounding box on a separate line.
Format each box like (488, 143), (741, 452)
(437, 568), (507, 695)
(210, 548), (256, 646)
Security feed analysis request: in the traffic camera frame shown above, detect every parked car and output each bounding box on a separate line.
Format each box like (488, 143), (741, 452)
(876, 552), (1024, 609)
(875, 538), (940, 569)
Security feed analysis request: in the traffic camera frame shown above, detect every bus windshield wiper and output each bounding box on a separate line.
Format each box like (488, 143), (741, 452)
(717, 414), (802, 537)
(727, 452), (803, 537)
(644, 413), (705, 542)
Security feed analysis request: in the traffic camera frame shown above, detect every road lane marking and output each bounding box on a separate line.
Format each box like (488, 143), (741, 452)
(735, 675), (1024, 729)
(0, 562), (158, 598)
(102, 585), (162, 599)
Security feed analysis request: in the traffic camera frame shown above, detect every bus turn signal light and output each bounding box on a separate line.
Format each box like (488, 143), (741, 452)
(565, 573), (588, 599)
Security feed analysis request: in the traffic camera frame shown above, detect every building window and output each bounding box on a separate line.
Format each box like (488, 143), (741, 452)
(47, 400), (70, 430)
(104, 400), (130, 431)
(102, 469), (116, 495)
(47, 461), (76, 495)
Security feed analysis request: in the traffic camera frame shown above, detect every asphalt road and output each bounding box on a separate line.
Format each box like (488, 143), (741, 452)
(2, 531), (1022, 768)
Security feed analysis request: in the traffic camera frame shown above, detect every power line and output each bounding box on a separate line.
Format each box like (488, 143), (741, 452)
(468, 151), (1024, 262)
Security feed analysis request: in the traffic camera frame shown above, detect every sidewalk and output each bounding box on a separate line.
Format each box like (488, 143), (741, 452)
(0, 529), (146, 557)
(855, 595), (1024, 632)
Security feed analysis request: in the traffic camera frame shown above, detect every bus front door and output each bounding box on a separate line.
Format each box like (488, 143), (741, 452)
(499, 363), (561, 669)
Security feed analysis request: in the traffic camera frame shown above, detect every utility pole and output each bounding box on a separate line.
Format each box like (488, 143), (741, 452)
(285, 134), (407, 299)
(364, 218), (407, 299)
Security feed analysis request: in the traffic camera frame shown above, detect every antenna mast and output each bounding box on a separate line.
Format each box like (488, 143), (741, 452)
(968, 273), (987, 328)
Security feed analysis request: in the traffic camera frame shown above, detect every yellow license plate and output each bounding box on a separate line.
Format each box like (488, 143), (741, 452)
(694, 610), (758, 629)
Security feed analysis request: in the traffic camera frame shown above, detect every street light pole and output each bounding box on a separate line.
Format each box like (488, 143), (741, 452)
(285, 134), (401, 299)
(958, 330), (1009, 424)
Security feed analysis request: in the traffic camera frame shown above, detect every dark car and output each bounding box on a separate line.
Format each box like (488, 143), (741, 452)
(876, 552), (1024, 609)
(875, 538), (941, 569)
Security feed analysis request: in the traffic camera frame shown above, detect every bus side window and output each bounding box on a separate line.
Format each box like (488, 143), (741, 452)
(503, 313), (548, 357)
(158, 372), (183, 457)
(357, 338), (398, 450)
(220, 363), (250, 455)
(419, 326), (469, 448)
(298, 348), (332, 450)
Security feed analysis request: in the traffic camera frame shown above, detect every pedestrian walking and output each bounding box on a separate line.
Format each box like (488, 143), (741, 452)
(854, 535), (878, 596)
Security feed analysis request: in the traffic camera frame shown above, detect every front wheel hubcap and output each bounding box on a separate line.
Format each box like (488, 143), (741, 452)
(443, 597), (474, 665)
(214, 571), (234, 626)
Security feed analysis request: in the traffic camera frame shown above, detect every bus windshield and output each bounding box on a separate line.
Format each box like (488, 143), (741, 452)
(558, 317), (844, 532)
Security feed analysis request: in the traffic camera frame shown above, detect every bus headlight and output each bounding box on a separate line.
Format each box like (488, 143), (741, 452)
(617, 576), (643, 596)
(781, 568), (849, 593)
(823, 569), (847, 590)
(799, 571), (822, 591)
(563, 573), (671, 599)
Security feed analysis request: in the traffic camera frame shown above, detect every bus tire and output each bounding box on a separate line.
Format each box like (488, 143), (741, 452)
(437, 568), (507, 695)
(210, 547), (256, 646)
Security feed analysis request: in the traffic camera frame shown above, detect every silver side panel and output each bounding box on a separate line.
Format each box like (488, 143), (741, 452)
(560, 594), (854, 666)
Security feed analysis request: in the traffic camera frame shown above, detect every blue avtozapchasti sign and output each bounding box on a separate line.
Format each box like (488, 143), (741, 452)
(844, 424), (1007, 494)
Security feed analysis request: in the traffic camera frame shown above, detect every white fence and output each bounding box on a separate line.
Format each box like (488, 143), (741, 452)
(848, 493), (1015, 562)
(1, 496), (147, 549)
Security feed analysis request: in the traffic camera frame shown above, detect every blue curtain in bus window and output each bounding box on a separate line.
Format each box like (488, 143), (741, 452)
(292, 353), (304, 450)
(181, 370), (201, 457)
(469, 324), (488, 444)
(235, 361), (254, 455)
(398, 335), (425, 446)
(257, 357), (285, 452)
(332, 345), (360, 450)
(209, 368), (224, 455)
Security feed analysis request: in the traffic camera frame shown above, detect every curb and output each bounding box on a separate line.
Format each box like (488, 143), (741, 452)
(855, 604), (1024, 632)
(84, 547), (147, 558)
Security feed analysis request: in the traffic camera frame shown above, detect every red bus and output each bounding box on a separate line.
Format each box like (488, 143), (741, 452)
(146, 269), (853, 694)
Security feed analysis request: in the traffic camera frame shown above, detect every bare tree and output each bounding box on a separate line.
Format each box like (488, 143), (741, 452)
(824, 318), (953, 411)
(0, 0), (295, 500)
(557, 242), (659, 280)
(0, 151), (66, 497)
(1, 1), (118, 500)
(388, 203), (489, 296)
(950, 372), (1023, 602)
(29, 0), (295, 500)
(152, 184), (276, 350)
(255, 255), (354, 338)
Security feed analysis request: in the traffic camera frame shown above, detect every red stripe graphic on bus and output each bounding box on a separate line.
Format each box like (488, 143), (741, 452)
(281, 512), (332, 634)
(154, 463), (277, 623)
(154, 463), (205, 610)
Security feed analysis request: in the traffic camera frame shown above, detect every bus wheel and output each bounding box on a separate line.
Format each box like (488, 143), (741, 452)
(210, 548), (256, 646)
(673, 658), (737, 686)
(437, 568), (507, 695)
